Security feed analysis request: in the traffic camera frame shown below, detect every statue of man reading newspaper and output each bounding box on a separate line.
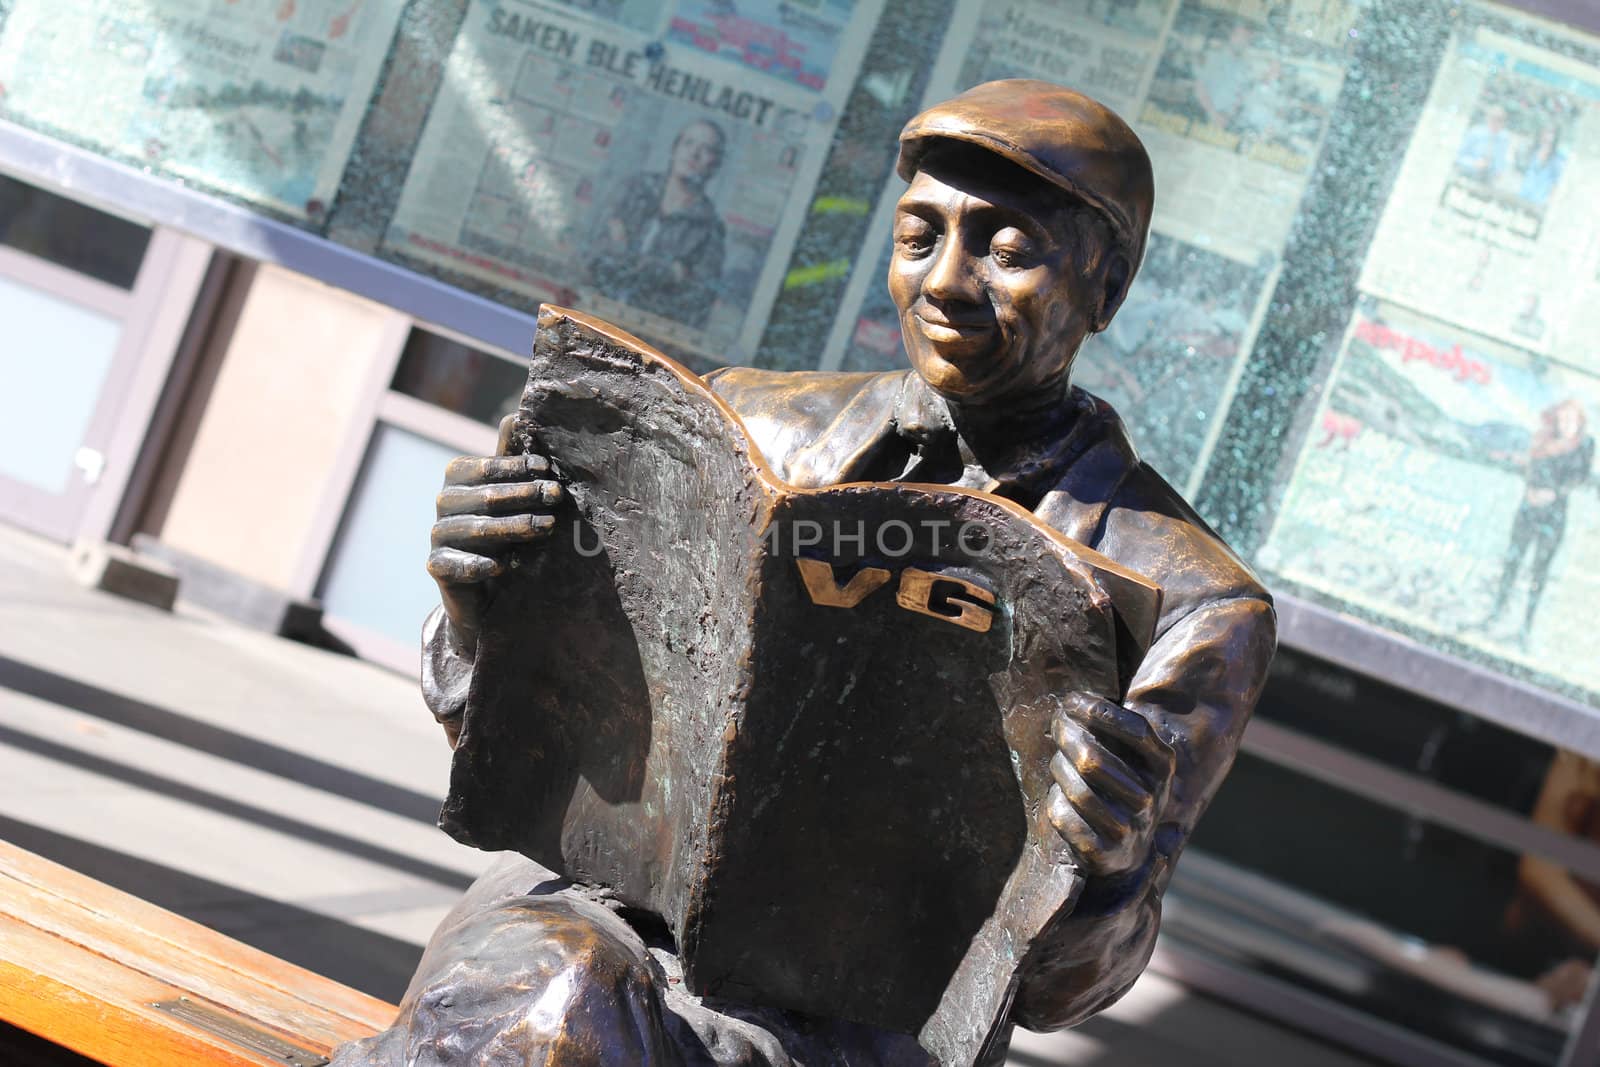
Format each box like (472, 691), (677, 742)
(335, 80), (1275, 1067)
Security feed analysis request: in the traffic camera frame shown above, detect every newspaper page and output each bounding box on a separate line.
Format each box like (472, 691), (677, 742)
(1258, 300), (1600, 699)
(666, 0), (864, 93)
(953, 0), (1179, 117)
(1138, 0), (1358, 262)
(384, 0), (880, 366)
(542, 0), (662, 34)
(1358, 11), (1600, 370)
(820, 0), (1295, 495)
(0, 0), (405, 221)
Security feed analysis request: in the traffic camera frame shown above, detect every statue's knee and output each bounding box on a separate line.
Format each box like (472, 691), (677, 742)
(401, 895), (670, 1065)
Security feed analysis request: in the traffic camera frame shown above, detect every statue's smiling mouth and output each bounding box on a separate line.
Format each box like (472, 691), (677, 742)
(913, 307), (995, 345)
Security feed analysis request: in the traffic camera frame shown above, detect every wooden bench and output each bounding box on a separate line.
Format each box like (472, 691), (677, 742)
(0, 839), (396, 1065)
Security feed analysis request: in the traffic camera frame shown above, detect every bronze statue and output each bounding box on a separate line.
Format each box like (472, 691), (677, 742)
(333, 79), (1275, 1067)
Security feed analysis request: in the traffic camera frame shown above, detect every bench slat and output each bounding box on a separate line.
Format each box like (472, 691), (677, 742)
(0, 914), (286, 1066)
(0, 840), (397, 1064)
(0, 840), (396, 1032)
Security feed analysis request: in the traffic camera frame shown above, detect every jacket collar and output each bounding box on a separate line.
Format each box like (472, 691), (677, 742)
(894, 372), (1134, 503)
(785, 370), (1141, 543)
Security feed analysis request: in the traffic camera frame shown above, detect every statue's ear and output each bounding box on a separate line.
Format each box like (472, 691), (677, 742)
(1093, 252), (1133, 333)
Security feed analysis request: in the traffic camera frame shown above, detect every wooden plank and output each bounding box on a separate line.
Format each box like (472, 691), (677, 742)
(0, 865), (359, 1051)
(0, 914), (284, 1066)
(0, 840), (399, 1064)
(0, 840), (395, 1034)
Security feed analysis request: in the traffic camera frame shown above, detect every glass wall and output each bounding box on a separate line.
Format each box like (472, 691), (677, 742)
(317, 327), (516, 652)
(0, 173), (150, 286)
(0, 170), (163, 538)
(2, 0), (1593, 707)
(0, 174), (151, 495)
(318, 421), (463, 648)
(390, 326), (525, 428)
(0, 274), (122, 493)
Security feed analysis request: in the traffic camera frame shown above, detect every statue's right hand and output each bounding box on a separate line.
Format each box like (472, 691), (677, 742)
(426, 423), (564, 655)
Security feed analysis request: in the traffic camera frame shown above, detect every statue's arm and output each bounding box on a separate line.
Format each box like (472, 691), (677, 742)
(1012, 594), (1277, 1030)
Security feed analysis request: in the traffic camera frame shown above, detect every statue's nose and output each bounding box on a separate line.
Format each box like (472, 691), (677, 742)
(922, 239), (981, 304)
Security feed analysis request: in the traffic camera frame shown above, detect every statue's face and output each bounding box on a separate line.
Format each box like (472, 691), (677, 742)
(889, 161), (1107, 407)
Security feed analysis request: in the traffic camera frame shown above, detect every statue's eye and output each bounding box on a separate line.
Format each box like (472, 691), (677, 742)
(990, 228), (1035, 269)
(894, 218), (936, 258)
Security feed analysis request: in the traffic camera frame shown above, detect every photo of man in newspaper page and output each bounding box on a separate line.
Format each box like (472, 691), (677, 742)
(1359, 11), (1600, 367)
(0, 0), (405, 221)
(1450, 89), (1575, 212)
(1258, 300), (1600, 702)
(1137, 0), (1356, 262)
(585, 117), (728, 330)
(385, 0), (872, 366)
(668, 0), (863, 93)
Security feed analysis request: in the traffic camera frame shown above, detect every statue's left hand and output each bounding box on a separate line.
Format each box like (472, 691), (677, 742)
(1046, 693), (1175, 878)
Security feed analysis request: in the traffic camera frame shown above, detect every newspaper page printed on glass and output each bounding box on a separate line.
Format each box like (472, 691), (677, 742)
(541, 0), (661, 35)
(1259, 299), (1600, 701)
(665, 0), (863, 93)
(383, 0), (881, 367)
(1358, 8), (1600, 371)
(822, 0), (1351, 496)
(1138, 0), (1356, 262)
(0, 0), (405, 222)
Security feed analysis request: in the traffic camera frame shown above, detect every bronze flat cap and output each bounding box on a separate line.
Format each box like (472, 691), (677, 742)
(897, 79), (1155, 268)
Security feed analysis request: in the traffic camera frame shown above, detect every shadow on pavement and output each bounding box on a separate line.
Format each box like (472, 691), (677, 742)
(0, 721), (470, 891)
(0, 654), (442, 825)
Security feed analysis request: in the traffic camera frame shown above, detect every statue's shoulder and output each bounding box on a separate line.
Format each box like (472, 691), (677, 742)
(1073, 392), (1271, 631)
(1113, 465), (1267, 597)
(704, 367), (907, 476)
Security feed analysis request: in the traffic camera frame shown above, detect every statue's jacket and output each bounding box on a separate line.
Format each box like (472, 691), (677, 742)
(423, 364), (1277, 1033)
